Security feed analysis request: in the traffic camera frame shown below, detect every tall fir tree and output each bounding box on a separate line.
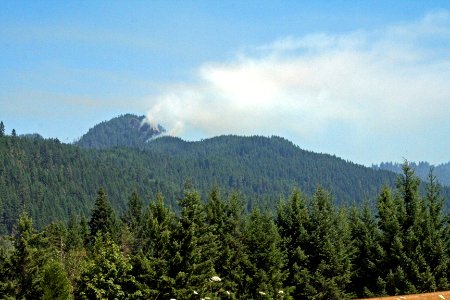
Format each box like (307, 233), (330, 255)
(170, 189), (218, 299)
(77, 234), (140, 299)
(349, 202), (384, 298)
(421, 168), (448, 290)
(307, 187), (355, 300)
(0, 121), (4, 137)
(276, 189), (311, 298)
(206, 189), (251, 299)
(244, 208), (288, 299)
(88, 188), (115, 242)
(132, 192), (175, 298)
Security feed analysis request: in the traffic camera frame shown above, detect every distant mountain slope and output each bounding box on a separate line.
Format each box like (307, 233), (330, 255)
(75, 114), (164, 149)
(373, 161), (450, 186)
(1, 115), (449, 233)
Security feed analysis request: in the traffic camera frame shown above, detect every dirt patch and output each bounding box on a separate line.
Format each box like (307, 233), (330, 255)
(358, 291), (450, 300)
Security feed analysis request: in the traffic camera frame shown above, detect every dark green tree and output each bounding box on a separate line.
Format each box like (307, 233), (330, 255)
(349, 202), (384, 298)
(77, 234), (140, 299)
(66, 214), (83, 251)
(421, 168), (448, 290)
(122, 191), (143, 234)
(0, 121), (4, 137)
(206, 189), (251, 299)
(244, 208), (287, 299)
(10, 212), (49, 299)
(170, 189), (218, 299)
(276, 189), (311, 298)
(307, 187), (355, 300)
(88, 188), (115, 242)
(132, 192), (175, 298)
(41, 259), (73, 300)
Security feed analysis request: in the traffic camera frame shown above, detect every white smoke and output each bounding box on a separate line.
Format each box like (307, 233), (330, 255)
(145, 11), (450, 163)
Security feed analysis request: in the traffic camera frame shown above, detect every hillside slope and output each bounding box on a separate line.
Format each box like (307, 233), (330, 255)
(374, 161), (450, 186)
(75, 114), (164, 149)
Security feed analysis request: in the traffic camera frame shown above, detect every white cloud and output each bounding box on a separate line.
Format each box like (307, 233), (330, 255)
(146, 11), (450, 163)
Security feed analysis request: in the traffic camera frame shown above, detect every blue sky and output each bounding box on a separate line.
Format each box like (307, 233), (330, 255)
(1, 1), (449, 166)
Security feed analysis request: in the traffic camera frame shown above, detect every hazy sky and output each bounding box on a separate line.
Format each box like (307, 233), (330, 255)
(1, 1), (449, 166)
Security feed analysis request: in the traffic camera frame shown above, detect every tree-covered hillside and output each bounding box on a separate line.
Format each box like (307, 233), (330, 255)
(1, 116), (448, 233)
(1, 131), (404, 233)
(374, 161), (450, 186)
(75, 114), (164, 149)
(1, 164), (449, 299)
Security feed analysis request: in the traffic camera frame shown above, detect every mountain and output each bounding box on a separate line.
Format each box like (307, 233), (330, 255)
(75, 114), (164, 149)
(1, 115), (448, 233)
(373, 161), (450, 187)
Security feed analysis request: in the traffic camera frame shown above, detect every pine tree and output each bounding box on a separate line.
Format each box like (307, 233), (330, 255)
(421, 168), (448, 290)
(0, 121), (4, 137)
(276, 189), (311, 298)
(66, 214), (83, 251)
(170, 189), (217, 299)
(10, 212), (49, 299)
(41, 259), (73, 300)
(397, 162), (428, 293)
(122, 191), (143, 234)
(307, 187), (355, 299)
(244, 208), (287, 299)
(121, 191), (143, 254)
(206, 189), (251, 299)
(88, 188), (115, 242)
(376, 185), (406, 295)
(349, 202), (384, 297)
(77, 234), (140, 299)
(132, 192), (175, 298)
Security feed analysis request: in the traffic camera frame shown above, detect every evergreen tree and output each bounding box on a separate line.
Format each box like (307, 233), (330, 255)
(170, 189), (218, 299)
(132, 192), (175, 298)
(88, 188), (115, 242)
(10, 212), (49, 299)
(77, 234), (140, 299)
(0, 121), (4, 137)
(307, 187), (355, 299)
(349, 202), (384, 297)
(376, 185), (406, 295)
(41, 259), (73, 300)
(244, 208), (287, 299)
(122, 191), (143, 234)
(276, 189), (311, 298)
(397, 162), (428, 292)
(11, 129), (16, 137)
(206, 189), (251, 299)
(66, 214), (83, 251)
(421, 169), (448, 290)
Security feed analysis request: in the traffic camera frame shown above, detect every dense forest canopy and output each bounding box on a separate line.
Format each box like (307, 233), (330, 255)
(1, 116), (449, 233)
(1, 163), (449, 299)
(374, 161), (450, 187)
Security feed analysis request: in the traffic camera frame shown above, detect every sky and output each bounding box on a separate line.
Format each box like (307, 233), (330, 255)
(1, 1), (449, 166)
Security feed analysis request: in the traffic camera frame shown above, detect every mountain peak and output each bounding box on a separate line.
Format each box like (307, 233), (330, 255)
(75, 114), (164, 149)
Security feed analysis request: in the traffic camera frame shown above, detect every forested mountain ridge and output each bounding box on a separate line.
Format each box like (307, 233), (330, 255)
(1, 116), (449, 234)
(75, 114), (164, 149)
(374, 161), (450, 186)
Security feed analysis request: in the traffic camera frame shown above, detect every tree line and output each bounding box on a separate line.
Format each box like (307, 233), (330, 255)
(0, 124), (405, 233)
(0, 162), (448, 299)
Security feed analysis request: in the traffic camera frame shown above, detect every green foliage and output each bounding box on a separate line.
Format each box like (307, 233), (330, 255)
(244, 208), (287, 298)
(42, 259), (73, 300)
(77, 234), (140, 299)
(75, 114), (163, 149)
(0, 128), (421, 232)
(170, 189), (218, 298)
(0, 158), (449, 299)
(88, 188), (116, 242)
